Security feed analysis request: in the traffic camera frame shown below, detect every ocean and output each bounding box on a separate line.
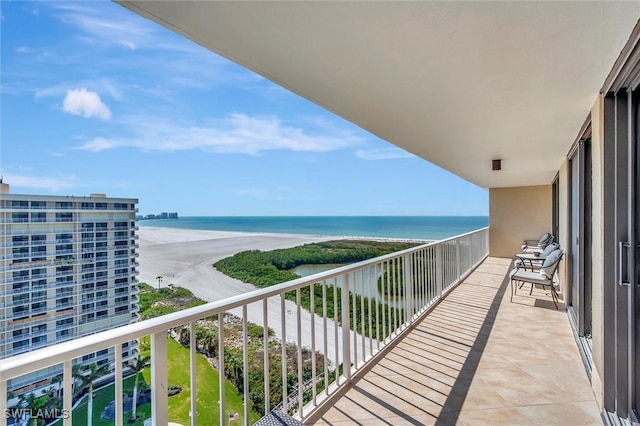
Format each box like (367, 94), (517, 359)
(138, 216), (488, 241)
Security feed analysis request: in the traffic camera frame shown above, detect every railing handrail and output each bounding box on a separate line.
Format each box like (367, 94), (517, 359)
(0, 227), (488, 381)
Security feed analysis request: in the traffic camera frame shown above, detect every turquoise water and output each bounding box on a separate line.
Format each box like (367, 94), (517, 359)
(138, 216), (488, 241)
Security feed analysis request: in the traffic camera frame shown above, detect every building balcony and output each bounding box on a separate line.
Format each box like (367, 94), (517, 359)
(0, 228), (598, 425)
(306, 257), (598, 425)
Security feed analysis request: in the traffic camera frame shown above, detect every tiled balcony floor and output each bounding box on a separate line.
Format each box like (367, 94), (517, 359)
(307, 257), (600, 425)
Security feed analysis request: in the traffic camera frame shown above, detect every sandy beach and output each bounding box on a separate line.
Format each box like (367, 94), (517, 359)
(137, 226), (367, 364)
(138, 226), (334, 298)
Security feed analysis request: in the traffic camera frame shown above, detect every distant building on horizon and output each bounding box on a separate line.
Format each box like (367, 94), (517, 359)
(137, 211), (179, 220)
(0, 182), (140, 396)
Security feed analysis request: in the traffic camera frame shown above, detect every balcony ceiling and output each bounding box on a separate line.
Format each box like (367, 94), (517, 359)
(116, 1), (639, 188)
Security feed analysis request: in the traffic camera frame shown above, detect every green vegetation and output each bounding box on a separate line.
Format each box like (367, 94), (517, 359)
(138, 283), (205, 320)
(215, 240), (415, 339)
(139, 337), (258, 425)
(68, 335), (254, 425)
(74, 363), (110, 426)
(71, 375), (150, 426)
(139, 285), (333, 419)
(214, 239), (419, 287)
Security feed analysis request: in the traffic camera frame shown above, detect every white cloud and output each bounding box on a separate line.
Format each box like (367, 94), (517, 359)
(76, 113), (362, 154)
(355, 147), (415, 161)
(16, 46), (30, 53)
(121, 40), (136, 50)
(4, 173), (75, 192)
(62, 88), (112, 120)
(78, 137), (117, 152)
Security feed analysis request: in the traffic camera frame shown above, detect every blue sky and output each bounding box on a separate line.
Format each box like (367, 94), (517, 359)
(1, 1), (488, 216)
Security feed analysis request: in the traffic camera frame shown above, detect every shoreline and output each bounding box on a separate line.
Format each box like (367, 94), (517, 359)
(137, 223), (433, 245)
(137, 225), (378, 363)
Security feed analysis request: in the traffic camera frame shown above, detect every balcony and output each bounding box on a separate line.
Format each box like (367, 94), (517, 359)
(306, 257), (598, 425)
(0, 228), (598, 425)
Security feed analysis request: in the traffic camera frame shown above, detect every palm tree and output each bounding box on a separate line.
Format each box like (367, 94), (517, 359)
(51, 374), (63, 399)
(178, 326), (190, 346)
(71, 363), (86, 398)
(196, 326), (218, 357)
(76, 363), (110, 426)
(130, 354), (151, 421)
(19, 392), (49, 426)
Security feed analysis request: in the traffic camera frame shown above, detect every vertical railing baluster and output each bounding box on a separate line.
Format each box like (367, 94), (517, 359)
(456, 239), (461, 282)
(296, 289), (303, 418)
(190, 322), (197, 426)
(342, 273), (351, 383)
(375, 263), (381, 351)
(421, 250), (425, 309)
(382, 261), (388, 344)
(393, 257), (402, 336)
(391, 258), (397, 336)
(423, 249), (427, 306)
(416, 251), (421, 312)
(360, 269), (365, 364)
(263, 298), (270, 414)
(281, 294), (288, 414)
(262, 299), (271, 413)
(351, 273), (357, 370)
(151, 330), (168, 426)
(1, 378), (7, 426)
(63, 360), (72, 426)
(436, 244), (443, 297)
(115, 344), (123, 426)
(404, 253), (412, 325)
(333, 278), (339, 387)
(218, 315), (226, 426)
(311, 283), (317, 406)
(432, 247), (436, 301)
(367, 265), (373, 357)
(242, 306), (249, 425)
(322, 281), (328, 397)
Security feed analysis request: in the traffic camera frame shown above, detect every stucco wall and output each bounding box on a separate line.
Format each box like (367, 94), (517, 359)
(557, 160), (569, 301)
(488, 186), (552, 258)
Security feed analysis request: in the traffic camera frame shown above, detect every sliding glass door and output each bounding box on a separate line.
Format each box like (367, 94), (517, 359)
(603, 87), (639, 422)
(568, 135), (592, 339)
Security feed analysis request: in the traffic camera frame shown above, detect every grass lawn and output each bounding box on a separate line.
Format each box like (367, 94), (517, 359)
(67, 337), (258, 425)
(71, 375), (150, 426)
(141, 337), (259, 425)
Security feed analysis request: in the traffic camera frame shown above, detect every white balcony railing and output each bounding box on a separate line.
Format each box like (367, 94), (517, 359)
(0, 227), (488, 426)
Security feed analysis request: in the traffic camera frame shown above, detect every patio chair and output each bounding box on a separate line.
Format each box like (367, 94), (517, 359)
(510, 249), (564, 309)
(521, 232), (554, 254)
(514, 242), (560, 271)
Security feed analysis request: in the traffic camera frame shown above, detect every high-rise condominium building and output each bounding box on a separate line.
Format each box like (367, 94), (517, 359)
(0, 182), (139, 394)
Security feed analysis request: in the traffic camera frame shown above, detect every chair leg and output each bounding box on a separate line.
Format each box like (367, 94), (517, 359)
(543, 283), (559, 310)
(551, 287), (559, 310)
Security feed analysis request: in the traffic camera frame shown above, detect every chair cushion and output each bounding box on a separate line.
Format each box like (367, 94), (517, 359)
(542, 242), (560, 256)
(538, 233), (553, 249)
(512, 269), (551, 285)
(539, 249), (562, 279)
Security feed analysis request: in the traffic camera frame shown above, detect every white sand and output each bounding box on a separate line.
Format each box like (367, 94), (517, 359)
(137, 226), (370, 364)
